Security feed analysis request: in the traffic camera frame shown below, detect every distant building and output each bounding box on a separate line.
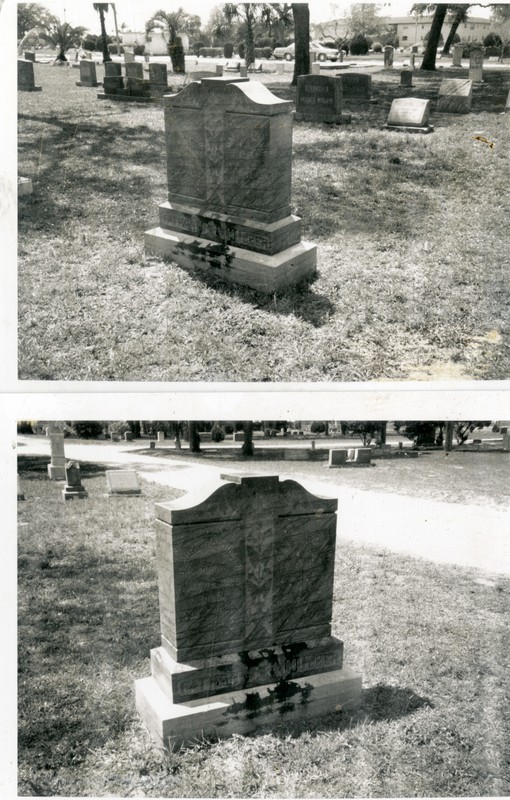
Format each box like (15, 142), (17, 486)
(121, 29), (190, 55)
(311, 14), (510, 47)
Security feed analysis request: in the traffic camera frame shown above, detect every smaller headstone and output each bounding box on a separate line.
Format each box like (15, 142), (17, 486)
(62, 462), (88, 501)
(469, 47), (483, 82)
(354, 448), (372, 465)
(311, 62), (321, 75)
(383, 98), (433, 133)
(328, 449), (348, 467)
(296, 74), (351, 124)
(125, 61), (144, 80)
(18, 59), (42, 92)
(149, 62), (168, 89)
(437, 78), (472, 113)
(106, 470), (141, 496)
(150, 441), (156, 450)
(48, 431), (66, 480)
(105, 61), (122, 77)
(18, 177), (33, 196)
(412, 45), (419, 54)
(240, 65), (248, 77)
(400, 69), (413, 87)
(124, 52), (135, 63)
(216, 64), (224, 76)
(76, 60), (98, 87)
(157, 431), (165, 443)
(452, 43), (463, 67)
(124, 430), (133, 441)
(17, 475), (25, 501)
(338, 49), (344, 63)
(384, 45), (394, 68)
(339, 73), (372, 103)
(409, 53), (416, 70)
(275, 62), (285, 74)
(111, 432), (120, 442)
(24, 51), (36, 62)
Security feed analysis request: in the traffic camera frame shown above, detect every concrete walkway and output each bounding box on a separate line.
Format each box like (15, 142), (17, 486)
(18, 436), (510, 577)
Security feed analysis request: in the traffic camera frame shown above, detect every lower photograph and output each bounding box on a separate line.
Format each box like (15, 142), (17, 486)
(17, 418), (510, 797)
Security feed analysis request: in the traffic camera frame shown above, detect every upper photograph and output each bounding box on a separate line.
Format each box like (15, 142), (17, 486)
(17, 0), (510, 382)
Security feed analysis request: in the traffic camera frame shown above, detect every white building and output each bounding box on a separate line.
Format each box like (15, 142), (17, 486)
(121, 29), (190, 55)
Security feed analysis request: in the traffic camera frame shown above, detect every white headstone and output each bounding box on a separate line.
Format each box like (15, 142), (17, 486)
(106, 470), (141, 495)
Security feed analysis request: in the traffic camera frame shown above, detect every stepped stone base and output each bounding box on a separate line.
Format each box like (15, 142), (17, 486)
(48, 464), (66, 481)
(136, 663), (362, 750)
(382, 124), (434, 134)
(145, 227), (317, 292)
(18, 85), (42, 92)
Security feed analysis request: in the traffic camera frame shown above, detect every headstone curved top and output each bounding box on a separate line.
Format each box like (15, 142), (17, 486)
(166, 77), (292, 116)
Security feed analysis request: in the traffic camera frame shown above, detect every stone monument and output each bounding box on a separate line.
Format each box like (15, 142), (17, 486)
(144, 77), (317, 292)
(76, 60), (98, 87)
(18, 59), (42, 92)
(338, 73), (372, 104)
(47, 431), (66, 480)
(436, 78), (473, 113)
(136, 474), (362, 749)
(149, 62), (169, 91)
(468, 46), (484, 82)
(296, 74), (351, 124)
(383, 98), (433, 133)
(328, 448), (372, 468)
(384, 46), (394, 68)
(452, 43), (463, 67)
(400, 69), (413, 87)
(62, 462), (88, 501)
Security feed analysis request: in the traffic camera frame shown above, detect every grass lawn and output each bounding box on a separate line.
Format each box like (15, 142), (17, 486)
(18, 61), (510, 381)
(17, 456), (510, 796)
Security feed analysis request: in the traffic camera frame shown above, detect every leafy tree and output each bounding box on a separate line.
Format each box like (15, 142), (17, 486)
(291, 3), (310, 86)
(442, 4), (470, 55)
(454, 421), (491, 444)
(73, 421), (104, 439)
(93, 4), (111, 62)
(344, 3), (392, 40)
(38, 19), (86, 62)
(267, 3), (294, 45)
(146, 8), (200, 72)
(224, 3), (266, 67)
(207, 6), (236, 46)
(343, 421), (387, 446)
(350, 33), (370, 54)
(17, 3), (55, 40)
(413, 3), (449, 70)
(394, 421), (443, 446)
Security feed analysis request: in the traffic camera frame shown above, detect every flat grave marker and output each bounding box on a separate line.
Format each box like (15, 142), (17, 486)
(106, 470), (141, 496)
(136, 474), (362, 749)
(437, 78), (473, 114)
(383, 98), (433, 133)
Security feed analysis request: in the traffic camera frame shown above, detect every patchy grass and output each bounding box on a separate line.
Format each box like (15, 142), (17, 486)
(18, 62), (510, 380)
(18, 458), (510, 796)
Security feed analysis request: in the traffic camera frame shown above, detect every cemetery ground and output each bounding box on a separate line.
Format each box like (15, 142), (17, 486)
(17, 446), (510, 796)
(18, 60), (510, 382)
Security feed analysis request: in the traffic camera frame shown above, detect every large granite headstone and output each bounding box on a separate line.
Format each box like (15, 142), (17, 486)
(145, 77), (317, 292)
(383, 98), (433, 133)
(62, 462), (88, 501)
(136, 474), (362, 749)
(469, 47), (484, 82)
(337, 73), (371, 103)
(437, 78), (473, 113)
(18, 59), (42, 92)
(76, 60), (98, 87)
(47, 431), (66, 480)
(296, 74), (351, 125)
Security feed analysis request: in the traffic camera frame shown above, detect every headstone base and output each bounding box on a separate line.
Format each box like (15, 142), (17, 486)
(19, 85), (42, 92)
(76, 80), (99, 87)
(62, 486), (88, 501)
(48, 464), (66, 481)
(382, 123), (434, 134)
(145, 227), (317, 292)
(135, 664), (362, 751)
(97, 92), (154, 103)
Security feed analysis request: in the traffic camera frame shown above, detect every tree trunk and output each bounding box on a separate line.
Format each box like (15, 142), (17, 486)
(420, 4), (448, 70)
(245, 10), (255, 68)
(443, 422), (454, 452)
(98, 8), (111, 62)
(169, 35), (185, 73)
(291, 3), (310, 86)
(188, 422), (201, 452)
(242, 421), (254, 456)
(442, 11), (464, 55)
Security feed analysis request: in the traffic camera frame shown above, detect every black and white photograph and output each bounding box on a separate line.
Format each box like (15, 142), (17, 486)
(14, 0), (510, 382)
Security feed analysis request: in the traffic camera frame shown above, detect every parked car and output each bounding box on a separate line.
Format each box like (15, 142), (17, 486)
(272, 41), (340, 61)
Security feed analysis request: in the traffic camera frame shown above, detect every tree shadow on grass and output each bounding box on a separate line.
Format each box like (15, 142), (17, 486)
(18, 455), (107, 478)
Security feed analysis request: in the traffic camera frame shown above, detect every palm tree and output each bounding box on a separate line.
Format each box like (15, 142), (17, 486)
(442, 4), (470, 55)
(145, 8), (193, 73)
(291, 3), (310, 86)
(241, 421), (254, 456)
(38, 19), (86, 62)
(93, 3), (111, 63)
(224, 3), (266, 68)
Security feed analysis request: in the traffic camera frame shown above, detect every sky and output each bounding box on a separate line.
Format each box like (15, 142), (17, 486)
(27, 0), (492, 35)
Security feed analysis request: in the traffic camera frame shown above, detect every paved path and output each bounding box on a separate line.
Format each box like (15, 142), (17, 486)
(19, 436), (510, 577)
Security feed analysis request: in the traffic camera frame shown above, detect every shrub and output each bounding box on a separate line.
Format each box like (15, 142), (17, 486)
(483, 32), (502, 48)
(73, 421), (104, 439)
(198, 46), (223, 58)
(133, 43), (145, 56)
(17, 421), (33, 434)
(365, 36), (373, 50)
(96, 34), (113, 51)
(310, 421), (326, 434)
(193, 41), (204, 55)
(372, 41), (382, 52)
(210, 423), (225, 443)
(223, 42), (234, 58)
(349, 33), (369, 55)
(108, 421), (131, 438)
(254, 46), (271, 59)
(462, 41), (483, 58)
(81, 34), (96, 51)
(107, 43), (124, 54)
